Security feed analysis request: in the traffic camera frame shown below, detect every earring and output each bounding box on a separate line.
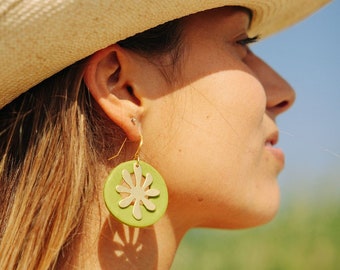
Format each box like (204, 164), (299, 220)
(103, 119), (168, 228)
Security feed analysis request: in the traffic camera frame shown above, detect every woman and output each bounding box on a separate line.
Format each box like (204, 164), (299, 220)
(0, 0), (329, 269)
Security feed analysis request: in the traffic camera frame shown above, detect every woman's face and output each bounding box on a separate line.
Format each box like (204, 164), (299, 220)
(139, 7), (295, 230)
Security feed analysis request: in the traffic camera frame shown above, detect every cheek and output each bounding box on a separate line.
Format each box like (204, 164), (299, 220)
(141, 71), (276, 228)
(152, 72), (263, 184)
(175, 70), (266, 162)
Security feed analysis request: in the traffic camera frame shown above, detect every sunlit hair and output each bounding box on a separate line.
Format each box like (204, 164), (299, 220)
(0, 19), (182, 269)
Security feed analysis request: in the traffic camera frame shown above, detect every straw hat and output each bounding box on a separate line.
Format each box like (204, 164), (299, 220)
(0, 0), (329, 108)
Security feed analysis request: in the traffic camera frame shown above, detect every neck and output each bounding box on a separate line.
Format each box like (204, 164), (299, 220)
(64, 165), (191, 270)
(70, 214), (185, 269)
(99, 216), (180, 269)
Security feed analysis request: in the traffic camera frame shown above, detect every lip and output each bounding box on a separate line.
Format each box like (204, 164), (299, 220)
(265, 144), (285, 168)
(265, 131), (285, 168)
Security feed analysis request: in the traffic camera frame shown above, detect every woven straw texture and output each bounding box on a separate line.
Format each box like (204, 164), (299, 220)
(0, 0), (329, 108)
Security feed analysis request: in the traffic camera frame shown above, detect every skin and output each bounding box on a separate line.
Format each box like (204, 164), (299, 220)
(81, 6), (295, 269)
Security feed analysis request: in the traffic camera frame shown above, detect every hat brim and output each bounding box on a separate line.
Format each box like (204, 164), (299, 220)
(0, 0), (330, 108)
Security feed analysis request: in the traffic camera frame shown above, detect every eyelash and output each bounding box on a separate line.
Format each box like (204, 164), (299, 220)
(236, 35), (260, 46)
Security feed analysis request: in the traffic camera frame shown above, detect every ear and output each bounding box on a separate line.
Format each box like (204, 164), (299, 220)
(83, 44), (143, 141)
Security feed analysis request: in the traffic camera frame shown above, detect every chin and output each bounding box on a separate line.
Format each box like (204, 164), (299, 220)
(241, 190), (281, 229)
(214, 190), (281, 230)
(246, 176), (282, 227)
(248, 204), (280, 228)
(218, 208), (280, 230)
(201, 202), (280, 230)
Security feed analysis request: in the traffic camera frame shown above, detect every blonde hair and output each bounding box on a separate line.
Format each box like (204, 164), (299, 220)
(0, 18), (183, 269)
(0, 60), (123, 269)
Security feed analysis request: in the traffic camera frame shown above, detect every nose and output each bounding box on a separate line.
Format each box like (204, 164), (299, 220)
(245, 52), (296, 119)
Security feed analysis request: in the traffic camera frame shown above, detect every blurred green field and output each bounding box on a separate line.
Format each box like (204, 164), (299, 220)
(172, 197), (340, 270)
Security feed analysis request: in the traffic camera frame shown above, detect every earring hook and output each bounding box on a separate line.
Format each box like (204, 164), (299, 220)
(108, 117), (143, 163)
(108, 137), (128, 160)
(133, 132), (143, 165)
(131, 117), (143, 165)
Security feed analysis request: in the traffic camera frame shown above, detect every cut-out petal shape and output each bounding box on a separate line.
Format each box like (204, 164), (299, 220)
(133, 201), (142, 220)
(142, 197), (156, 211)
(142, 173), (153, 189)
(134, 164), (142, 187)
(122, 169), (134, 188)
(145, 189), (160, 197)
(116, 185), (131, 193)
(116, 162), (161, 221)
(119, 195), (134, 208)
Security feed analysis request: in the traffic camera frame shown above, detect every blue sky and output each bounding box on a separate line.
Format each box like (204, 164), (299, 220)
(252, 1), (340, 203)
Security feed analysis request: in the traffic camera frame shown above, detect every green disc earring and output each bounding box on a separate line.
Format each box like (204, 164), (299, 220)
(103, 120), (168, 227)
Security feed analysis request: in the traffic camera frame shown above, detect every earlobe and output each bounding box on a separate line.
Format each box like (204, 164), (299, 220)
(83, 44), (142, 141)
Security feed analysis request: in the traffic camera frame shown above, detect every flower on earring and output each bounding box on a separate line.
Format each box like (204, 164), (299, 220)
(116, 162), (160, 220)
(104, 160), (168, 227)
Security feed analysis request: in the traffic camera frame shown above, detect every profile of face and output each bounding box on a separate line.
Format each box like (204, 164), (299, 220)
(85, 7), (296, 233)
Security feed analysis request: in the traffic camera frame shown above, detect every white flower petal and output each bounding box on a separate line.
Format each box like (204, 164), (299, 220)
(133, 200), (142, 220)
(133, 163), (142, 187)
(145, 188), (160, 197)
(119, 196), (134, 208)
(142, 173), (153, 189)
(116, 185), (131, 194)
(122, 169), (134, 188)
(142, 197), (156, 211)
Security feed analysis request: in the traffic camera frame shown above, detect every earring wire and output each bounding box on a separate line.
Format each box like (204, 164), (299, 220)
(133, 133), (143, 165)
(108, 137), (128, 160)
(108, 117), (143, 162)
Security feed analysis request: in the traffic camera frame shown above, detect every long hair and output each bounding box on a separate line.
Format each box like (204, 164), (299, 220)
(0, 19), (182, 269)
